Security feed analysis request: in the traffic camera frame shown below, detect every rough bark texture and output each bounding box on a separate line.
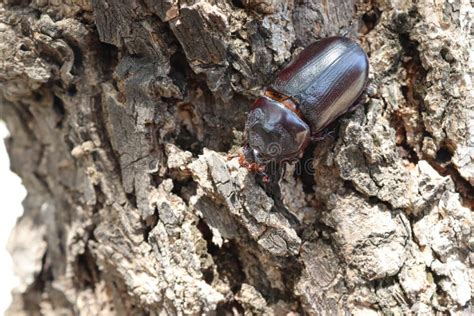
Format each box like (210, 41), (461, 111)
(1, 0), (472, 314)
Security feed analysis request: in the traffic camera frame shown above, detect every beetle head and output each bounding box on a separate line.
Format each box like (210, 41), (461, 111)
(244, 96), (310, 166)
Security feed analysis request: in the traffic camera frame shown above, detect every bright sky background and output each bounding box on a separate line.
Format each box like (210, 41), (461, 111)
(0, 121), (25, 314)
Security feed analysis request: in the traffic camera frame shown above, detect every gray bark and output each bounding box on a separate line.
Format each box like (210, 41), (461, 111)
(0, 0), (472, 314)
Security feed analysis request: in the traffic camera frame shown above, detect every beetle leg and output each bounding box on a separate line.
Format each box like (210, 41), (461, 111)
(238, 152), (247, 166)
(240, 154), (260, 173)
(311, 128), (336, 142)
(348, 91), (369, 112)
(346, 101), (362, 113)
(227, 152), (238, 161)
(348, 80), (376, 112)
(338, 25), (355, 38)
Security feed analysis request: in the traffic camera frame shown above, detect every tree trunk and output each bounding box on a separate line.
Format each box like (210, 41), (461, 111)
(1, 0), (472, 314)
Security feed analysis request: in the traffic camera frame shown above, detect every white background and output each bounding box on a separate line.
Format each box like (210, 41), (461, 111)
(0, 121), (25, 314)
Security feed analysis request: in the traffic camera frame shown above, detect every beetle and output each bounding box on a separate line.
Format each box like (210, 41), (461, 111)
(240, 36), (369, 180)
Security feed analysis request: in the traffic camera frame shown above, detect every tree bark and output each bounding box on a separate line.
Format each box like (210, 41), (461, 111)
(1, 0), (472, 314)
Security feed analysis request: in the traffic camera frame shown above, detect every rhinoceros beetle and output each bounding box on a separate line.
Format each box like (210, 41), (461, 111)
(240, 36), (369, 181)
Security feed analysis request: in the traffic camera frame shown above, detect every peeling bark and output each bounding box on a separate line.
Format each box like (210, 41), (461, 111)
(0, 0), (472, 314)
